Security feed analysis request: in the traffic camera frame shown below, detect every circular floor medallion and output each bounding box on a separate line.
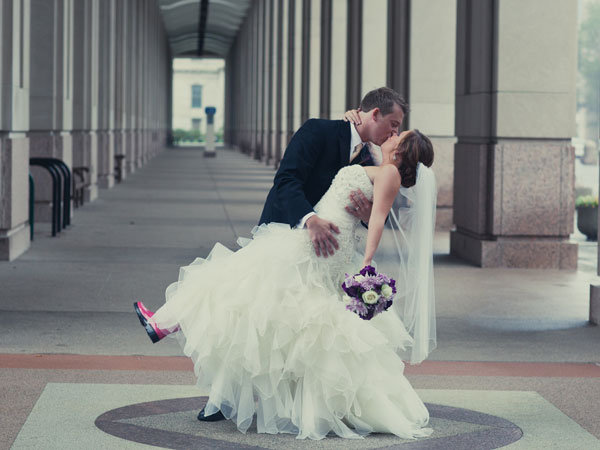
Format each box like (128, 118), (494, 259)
(95, 396), (523, 449)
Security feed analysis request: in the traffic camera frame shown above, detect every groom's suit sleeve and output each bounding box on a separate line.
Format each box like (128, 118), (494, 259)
(273, 119), (323, 227)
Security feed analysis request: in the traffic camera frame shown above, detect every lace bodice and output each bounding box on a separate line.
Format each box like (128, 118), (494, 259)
(308, 165), (373, 271)
(314, 165), (373, 227)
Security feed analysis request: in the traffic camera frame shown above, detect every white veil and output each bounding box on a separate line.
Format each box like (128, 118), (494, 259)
(372, 162), (437, 364)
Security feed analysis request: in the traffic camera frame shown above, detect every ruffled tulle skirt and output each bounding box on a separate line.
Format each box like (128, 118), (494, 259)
(151, 223), (432, 440)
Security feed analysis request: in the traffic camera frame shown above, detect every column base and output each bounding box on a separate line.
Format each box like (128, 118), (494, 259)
(96, 130), (114, 189)
(87, 131), (98, 202)
(84, 184), (99, 203)
(0, 133), (30, 260)
(450, 229), (577, 269)
(0, 225), (30, 261)
(98, 175), (115, 189)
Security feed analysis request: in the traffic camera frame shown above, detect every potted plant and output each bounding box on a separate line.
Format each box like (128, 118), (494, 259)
(576, 195), (598, 240)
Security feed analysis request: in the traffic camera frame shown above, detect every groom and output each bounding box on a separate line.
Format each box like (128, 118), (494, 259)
(259, 87), (407, 258)
(197, 86), (407, 423)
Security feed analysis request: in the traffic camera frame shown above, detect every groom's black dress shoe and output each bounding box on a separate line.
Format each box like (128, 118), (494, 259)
(197, 408), (226, 422)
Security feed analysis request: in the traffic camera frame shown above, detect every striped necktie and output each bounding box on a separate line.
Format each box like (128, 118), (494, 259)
(350, 142), (365, 163)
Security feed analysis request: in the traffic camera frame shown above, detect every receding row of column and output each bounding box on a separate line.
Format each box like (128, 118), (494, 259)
(0, 0), (172, 261)
(224, 0), (457, 229)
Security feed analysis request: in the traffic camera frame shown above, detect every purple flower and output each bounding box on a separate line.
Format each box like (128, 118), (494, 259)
(346, 298), (369, 317)
(359, 265), (377, 276)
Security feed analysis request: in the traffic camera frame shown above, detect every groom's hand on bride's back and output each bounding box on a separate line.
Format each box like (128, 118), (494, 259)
(306, 216), (340, 258)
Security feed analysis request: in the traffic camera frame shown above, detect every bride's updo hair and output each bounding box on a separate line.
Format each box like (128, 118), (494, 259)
(397, 129), (434, 188)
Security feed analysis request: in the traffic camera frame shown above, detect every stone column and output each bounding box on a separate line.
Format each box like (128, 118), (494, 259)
(262, 0), (273, 163)
(254, 1), (264, 160)
(386, 0), (409, 126)
(284, 0), (296, 147)
(319, 1), (331, 119)
(70, 0), (87, 189)
(224, 47), (234, 147)
(125, 0), (135, 174)
(450, 0), (577, 269)
(361, 0), (386, 95)
(29, 0), (69, 222)
(85, 0), (99, 203)
(113, 0), (125, 181)
(245, 7), (255, 154)
(278, 0), (289, 157)
(62, 0), (74, 175)
(346, 0), (361, 108)
(132, 0), (141, 170)
(300, 0), (310, 122)
(271, 0), (282, 165)
(308, 0), (321, 118)
(97, 0), (115, 189)
(329, 0), (347, 119)
(292, 0), (303, 131)
(240, 12), (250, 153)
(0, 0), (31, 260)
(408, 0), (457, 230)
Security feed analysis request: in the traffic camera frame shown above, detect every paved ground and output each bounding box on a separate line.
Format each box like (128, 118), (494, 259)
(1, 146), (599, 449)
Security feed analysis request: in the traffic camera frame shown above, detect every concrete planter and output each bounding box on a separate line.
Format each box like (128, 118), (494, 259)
(577, 206), (598, 241)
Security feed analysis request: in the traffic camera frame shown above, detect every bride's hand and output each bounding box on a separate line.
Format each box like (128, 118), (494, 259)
(345, 189), (372, 223)
(362, 259), (372, 268)
(342, 108), (361, 124)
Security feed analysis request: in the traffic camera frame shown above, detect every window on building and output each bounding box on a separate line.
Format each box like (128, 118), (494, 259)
(191, 118), (202, 130)
(191, 85), (202, 108)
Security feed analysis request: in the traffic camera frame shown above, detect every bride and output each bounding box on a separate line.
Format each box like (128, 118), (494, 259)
(134, 129), (437, 440)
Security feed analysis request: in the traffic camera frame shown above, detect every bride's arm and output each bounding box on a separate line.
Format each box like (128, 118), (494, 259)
(362, 166), (401, 267)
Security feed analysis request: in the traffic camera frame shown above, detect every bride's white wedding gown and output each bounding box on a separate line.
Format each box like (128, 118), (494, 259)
(151, 164), (432, 440)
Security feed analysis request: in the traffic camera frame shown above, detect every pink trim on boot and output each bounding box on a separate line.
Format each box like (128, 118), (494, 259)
(134, 301), (180, 343)
(135, 301), (154, 322)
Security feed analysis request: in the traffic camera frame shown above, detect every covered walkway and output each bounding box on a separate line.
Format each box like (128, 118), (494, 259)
(1, 147), (599, 448)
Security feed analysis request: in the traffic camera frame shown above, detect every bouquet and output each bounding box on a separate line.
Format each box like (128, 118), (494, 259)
(341, 265), (396, 320)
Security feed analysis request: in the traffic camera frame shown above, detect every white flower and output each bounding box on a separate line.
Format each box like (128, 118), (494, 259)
(354, 275), (366, 283)
(342, 294), (352, 304)
(381, 284), (393, 298)
(362, 290), (379, 305)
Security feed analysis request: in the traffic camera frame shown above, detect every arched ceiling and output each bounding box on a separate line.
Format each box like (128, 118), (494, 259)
(158, 0), (251, 57)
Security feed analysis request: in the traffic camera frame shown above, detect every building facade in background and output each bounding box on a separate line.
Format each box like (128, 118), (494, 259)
(172, 58), (225, 136)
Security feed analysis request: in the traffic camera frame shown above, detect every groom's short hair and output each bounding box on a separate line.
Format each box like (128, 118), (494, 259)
(360, 87), (408, 116)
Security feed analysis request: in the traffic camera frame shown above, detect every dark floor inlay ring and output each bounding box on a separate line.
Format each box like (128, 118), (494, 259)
(95, 397), (523, 449)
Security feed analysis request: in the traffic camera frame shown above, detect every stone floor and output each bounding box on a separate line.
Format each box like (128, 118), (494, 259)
(1, 146), (599, 449)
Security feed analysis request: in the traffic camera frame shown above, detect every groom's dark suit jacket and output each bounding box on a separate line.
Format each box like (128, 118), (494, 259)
(259, 119), (357, 227)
